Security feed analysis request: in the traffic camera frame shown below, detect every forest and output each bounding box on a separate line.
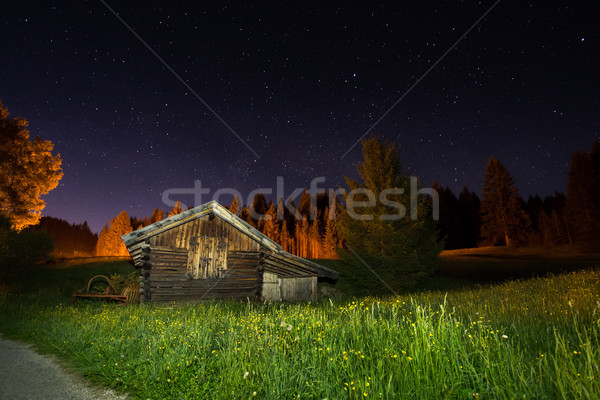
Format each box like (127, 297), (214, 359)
(26, 140), (600, 259)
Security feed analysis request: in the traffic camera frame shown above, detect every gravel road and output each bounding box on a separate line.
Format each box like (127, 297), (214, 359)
(0, 335), (127, 400)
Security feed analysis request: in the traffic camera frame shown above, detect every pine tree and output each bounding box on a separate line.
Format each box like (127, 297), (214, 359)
(296, 219), (310, 258)
(337, 136), (443, 292)
(250, 193), (268, 223)
(229, 195), (241, 215)
(262, 203), (281, 242)
(280, 219), (289, 252)
(458, 187), (481, 248)
(566, 142), (600, 248)
(480, 157), (531, 247)
(240, 206), (254, 227)
(168, 201), (184, 218)
(309, 220), (321, 258)
(148, 208), (164, 224)
(95, 211), (132, 256)
(323, 208), (340, 258)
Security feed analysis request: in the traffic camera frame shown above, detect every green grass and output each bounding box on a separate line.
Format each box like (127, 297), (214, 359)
(0, 261), (599, 399)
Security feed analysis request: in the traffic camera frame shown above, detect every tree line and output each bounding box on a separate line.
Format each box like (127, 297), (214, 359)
(96, 192), (344, 259)
(93, 139), (600, 258)
(436, 141), (600, 250)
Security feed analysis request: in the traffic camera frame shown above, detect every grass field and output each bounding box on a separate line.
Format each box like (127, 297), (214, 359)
(0, 254), (599, 399)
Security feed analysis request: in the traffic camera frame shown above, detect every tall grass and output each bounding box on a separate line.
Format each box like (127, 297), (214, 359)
(0, 266), (599, 399)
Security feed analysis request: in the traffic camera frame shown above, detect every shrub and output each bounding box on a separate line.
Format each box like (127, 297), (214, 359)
(0, 214), (53, 272)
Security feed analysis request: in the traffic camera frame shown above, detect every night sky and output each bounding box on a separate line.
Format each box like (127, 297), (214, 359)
(2, 1), (599, 233)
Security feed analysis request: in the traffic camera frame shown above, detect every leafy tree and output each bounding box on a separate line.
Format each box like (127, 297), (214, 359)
(95, 211), (132, 256)
(0, 100), (63, 230)
(480, 157), (531, 247)
(336, 136), (443, 292)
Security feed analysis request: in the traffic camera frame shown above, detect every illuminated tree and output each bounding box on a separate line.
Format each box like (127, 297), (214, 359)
(480, 156), (531, 247)
(323, 209), (340, 258)
(262, 203), (280, 242)
(148, 207), (164, 224)
(167, 201), (184, 218)
(229, 195), (241, 215)
(0, 100), (63, 230)
(95, 210), (132, 256)
(337, 136), (443, 292)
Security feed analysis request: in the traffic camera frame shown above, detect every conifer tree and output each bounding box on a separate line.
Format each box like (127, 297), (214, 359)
(250, 193), (268, 223)
(240, 206), (254, 227)
(95, 210), (132, 256)
(566, 142), (600, 247)
(148, 208), (164, 224)
(480, 157), (531, 247)
(167, 201), (184, 218)
(309, 220), (321, 258)
(297, 219), (310, 258)
(323, 208), (340, 258)
(458, 187), (481, 248)
(262, 203), (281, 242)
(337, 136), (443, 292)
(280, 219), (289, 252)
(229, 195), (241, 215)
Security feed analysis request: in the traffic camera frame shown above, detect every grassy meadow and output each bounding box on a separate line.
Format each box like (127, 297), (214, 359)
(0, 256), (599, 399)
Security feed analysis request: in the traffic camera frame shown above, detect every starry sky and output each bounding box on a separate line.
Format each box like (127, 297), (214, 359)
(2, 1), (599, 233)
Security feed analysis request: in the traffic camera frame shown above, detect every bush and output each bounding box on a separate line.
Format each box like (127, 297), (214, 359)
(0, 215), (53, 271)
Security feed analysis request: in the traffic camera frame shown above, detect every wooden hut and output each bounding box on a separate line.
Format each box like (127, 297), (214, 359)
(121, 200), (338, 303)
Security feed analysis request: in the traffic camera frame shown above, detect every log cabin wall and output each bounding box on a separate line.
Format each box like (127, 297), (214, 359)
(124, 202), (338, 303)
(148, 215), (261, 252)
(140, 215), (263, 302)
(143, 247), (262, 302)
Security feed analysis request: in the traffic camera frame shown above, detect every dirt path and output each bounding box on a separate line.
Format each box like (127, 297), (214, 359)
(0, 335), (127, 400)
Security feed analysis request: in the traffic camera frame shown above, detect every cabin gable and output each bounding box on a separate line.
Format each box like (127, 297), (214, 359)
(121, 201), (338, 303)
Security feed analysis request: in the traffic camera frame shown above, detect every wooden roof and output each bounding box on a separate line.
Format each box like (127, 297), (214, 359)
(121, 200), (338, 279)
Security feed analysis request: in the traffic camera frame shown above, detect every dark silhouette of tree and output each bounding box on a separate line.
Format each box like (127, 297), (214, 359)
(337, 136), (443, 292)
(526, 195), (544, 233)
(96, 211), (132, 256)
(458, 187), (481, 248)
(566, 141), (600, 248)
(249, 193), (268, 222)
(0, 100), (63, 230)
(480, 157), (531, 247)
(297, 189), (315, 221)
(0, 215), (53, 270)
(433, 183), (465, 249)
